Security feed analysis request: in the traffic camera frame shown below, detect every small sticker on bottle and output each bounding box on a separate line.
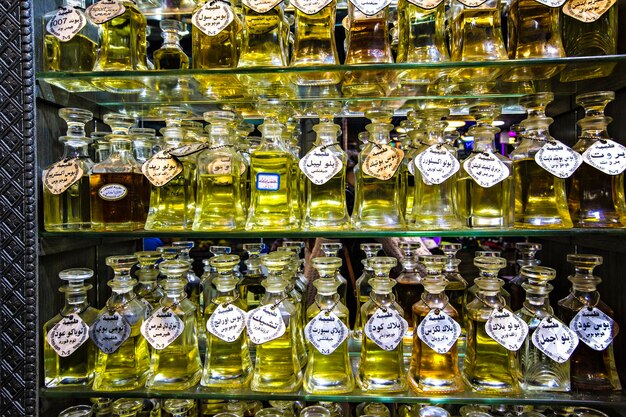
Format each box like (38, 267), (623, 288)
(142, 150), (184, 187)
(207, 303), (247, 342)
(242, 0), (282, 14)
(139, 298), (153, 320)
(485, 308), (528, 351)
(168, 143), (209, 157)
(415, 144), (460, 185)
(364, 308), (408, 351)
(192, 0), (235, 37)
(406, 0), (444, 9)
(582, 139), (626, 175)
(456, 0), (488, 6)
(43, 158), (84, 195)
(562, 0), (615, 22)
(299, 146), (343, 185)
(291, 0), (333, 14)
(141, 307), (185, 350)
(304, 311), (349, 355)
(98, 183), (128, 201)
(463, 151), (511, 188)
(89, 311), (132, 354)
(86, 0), (126, 25)
(416, 310), (461, 354)
(349, 0), (391, 15)
(531, 316), (579, 363)
(256, 173), (280, 191)
(246, 305), (286, 344)
(206, 157), (243, 175)
(46, 314), (90, 357)
(46, 6), (87, 42)
(362, 144), (404, 181)
(535, 140), (582, 178)
(570, 307), (619, 351)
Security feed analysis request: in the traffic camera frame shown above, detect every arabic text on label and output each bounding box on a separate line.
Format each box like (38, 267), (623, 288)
(207, 303), (247, 342)
(582, 139), (626, 176)
(47, 314), (90, 357)
(46, 7), (87, 42)
(43, 159), (84, 195)
(531, 316), (579, 363)
(89, 311), (132, 354)
(463, 151), (510, 188)
(535, 140), (582, 178)
(299, 146), (343, 185)
(304, 311), (349, 355)
(246, 305), (287, 344)
(364, 308), (408, 351)
(362, 144), (403, 181)
(142, 150), (184, 187)
(416, 310), (461, 354)
(415, 145), (460, 185)
(570, 307), (619, 351)
(141, 307), (185, 350)
(485, 308), (529, 351)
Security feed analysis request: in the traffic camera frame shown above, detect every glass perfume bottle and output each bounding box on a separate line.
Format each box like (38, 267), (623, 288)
(201, 255), (252, 388)
(353, 243), (383, 338)
(409, 255), (463, 393)
(163, 399), (196, 417)
(320, 242), (348, 305)
(394, 241), (424, 329)
(130, 128), (156, 164)
(466, 255), (510, 307)
(557, 254), (621, 391)
(506, 242), (542, 312)
(154, 19), (190, 70)
(111, 399), (143, 417)
(357, 257), (407, 393)
(91, 398), (113, 416)
(92, 131), (111, 163)
(193, 111), (246, 231)
(510, 93), (573, 228)
(516, 265), (570, 392)
(90, 113), (149, 231)
(44, 268), (98, 387)
(43, 108), (94, 231)
(201, 245), (232, 313)
(172, 241), (203, 330)
(568, 91), (626, 228)
(303, 258), (354, 394)
(134, 251), (163, 318)
(456, 104), (514, 228)
(441, 243), (468, 333)
(352, 109), (406, 229)
(239, 243), (267, 311)
(93, 256), (150, 391)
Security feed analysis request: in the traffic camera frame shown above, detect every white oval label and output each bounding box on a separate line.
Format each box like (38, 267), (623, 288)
(98, 183), (128, 201)
(415, 144), (460, 185)
(43, 158), (84, 195)
(406, 0), (444, 8)
(291, 0), (332, 14)
(485, 308), (529, 351)
(192, 0), (235, 37)
(570, 307), (619, 351)
(141, 307), (185, 350)
(86, 0), (126, 25)
(463, 151), (510, 188)
(349, 0), (391, 15)
(246, 305), (287, 344)
(416, 309), (461, 354)
(242, 0), (282, 14)
(531, 316), (579, 363)
(89, 311), (132, 354)
(207, 303), (247, 342)
(563, 0), (615, 22)
(299, 146), (343, 185)
(362, 144), (404, 181)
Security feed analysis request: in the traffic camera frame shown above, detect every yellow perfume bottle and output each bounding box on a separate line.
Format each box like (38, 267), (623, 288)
(201, 245), (233, 314)
(394, 241), (424, 332)
(441, 243), (468, 350)
(353, 243), (383, 339)
(320, 242), (349, 305)
(153, 19), (190, 70)
(134, 251), (164, 318)
(172, 241), (204, 334)
(238, 243), (267, 311)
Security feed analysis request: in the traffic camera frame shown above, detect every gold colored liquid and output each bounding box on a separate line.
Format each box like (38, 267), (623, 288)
(43, 33), (97, 71)
(154, 48), (190, 70)
(304, 161), (349, 230)
(43, 176), (91, 231)
(410, 173), (461, 229)
(193, 173), (245, 230)
(201, 325), (252, 388)
(513, 158), (572, 228)
(395, 281), (422, 328)
(146, 167), (194, 231)
(352, 294), (369, 337)
(357, 332), (406, 392)
(90, 172), (149, 231)
(353, 171), (405, 229)
(239, 274), (265, 310)
(457, 175), (513, 227)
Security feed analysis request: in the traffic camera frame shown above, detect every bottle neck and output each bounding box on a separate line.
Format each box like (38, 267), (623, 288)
(61, 290), (90, 315)
(421, 291), (449, 308)
(315, 293), (340, 310)
(401, 258), (418, 273)
(578, 116), (611, 140)
(136, 269), (159, 283)
(215, 287), (239, 301)
(443, 257), (459, 273)
(208, 125), (233, 146)
(245, 257), (263, 276)
(524, 291), (549, 310)
(62, 140), (91, 159)
(517, 258), (540, 268)
(162, 31), (183, 48)
(262, 288), (288, 305)
(365, 123), (393, 145)
(163, 278), (187, 300)
(423, 122), (447, 145)
(479, 268), (500, 280)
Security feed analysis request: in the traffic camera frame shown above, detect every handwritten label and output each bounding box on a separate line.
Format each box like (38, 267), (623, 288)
(362, 144), (404, 180)
(349, 0), (391, 15)
(207, 303), (247, 342)
(140, 298), (153, 320)
(89, 311), (131, 354)
(535, 140), (582, 178)
(246, 305), (286, 344)
(364, 308), (408, 351)
(485, 308), (528, 351)
(46, 6), (87, 42)
(535, 0), (566, 7)
(242, 0), (282, 14)
(169, 143), (209, 157)
(299, 146), (343, 185)
(256, 173), (280, 191)
(246, 14), (282, 34)
(463, 151), (510, 188)
(457, 0), (488, 6)
(192, 0), (235, 36)
(141, 307), (184, 350)
(142, 150), (184, 187)
(415, 145), (460, 184)
(531, 316), (578, 363)
(563, 0), (615, 22)
(416, 310), (461, 354)
(86, 0), (126, 25)
(291, 0), (332, 14)
(98, 183), (128, 201)
(582, 139), (626, 175)
(304, 311), (349, 355)
(406, 0), (444, 8)
(43, 158), (84, 195)
(570, 307), (619, 351)
(46, 314), (90, 357)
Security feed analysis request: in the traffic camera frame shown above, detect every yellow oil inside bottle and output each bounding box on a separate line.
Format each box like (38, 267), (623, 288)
(43, 176), (91, 231)
(357, 334), (406, 392)
(145, 168), (194, 231)
(456, 175), (514, 227)
(146, 334), (203, 390)
(43, 33), (98, 91)
(194, 173), (246, 230)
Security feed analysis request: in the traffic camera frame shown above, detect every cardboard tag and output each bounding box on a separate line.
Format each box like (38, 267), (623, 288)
(485, 308), (528, 351)
(416, 310), (461, 354)
(582, 139), (626, 175)
(570, 307), (619, 351)
(43, 158), (84, 195)
(349, 0), (391, 15)
(168, 143), (209, 157)
(89, 311), (131, 354)
(256, 173), (280, 191)
(192, 0), (235, 37)
(299, 146), (343, 185)
(415, 144), (460, 184)
(46, 314), (90, 357)
(535, 140), (582, 178)
(457, 0), (488, 6)
(463, 151), (510, 188)
(304, 311), (349, 355)
(291, 0), (332, 14)
(98, 183), (128, 201)
(362, 144), (404, 180)
(364, 308), (408, 351)
(531, 316), (579, 363)
(207, 303), (247, 342)
(242, 0), (282, 14)
(563, 0), (615, 22)
(142, 150), (184, 187)
(46, 6), (87, 42)
(141, 307), (185, 350)
(246, 305), (286, 344)
(86, 0), (126, 25)
(406, 0), (444, 8)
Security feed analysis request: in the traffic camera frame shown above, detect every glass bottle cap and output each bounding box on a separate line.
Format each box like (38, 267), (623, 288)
(159, 260), (191, 276)
(321, 242), (342, 256)
(521, 265), (556, 283)
(210, 246), (232, 255)
(112, 399), (143, 415)
(163, 399), (194, 414)
(420, 406), (450, 417)
(474, 255), (507, 271)
(255, 408), (286, 417)
(134, 251), (161, 268)
(156, 106), (191, 127)
(419, 255), (447, 274)
(469, 103), (500, 125)
(520, 92), (554, 118)
(58, 405), (93, 417)
(160, 18), (185, 33)
(313, 278), (340, 295)
(262, 251), (293, 271)
(474, 277), (505, 291)
(364, 109), (394, 124)
(157, 245), (180, 260)
(367, 256), (397, 275)
(59, 267), (93, 282)
(172, 240), (194, 252)
(59, 107), (93, 138)
(475, 250), (501, 257)
(204, 110), (236, 125)
(312, 100), (342, 123)
(441, 243), (462, 256)
(262, 277), (289, 292)
(210, 254), (241, 271)
(106, 255), (138, 272)
(103, 113), (136, 135)
(360, 243), (383, 257)
(129, 127), (156, 139)
(300, 406), (331, 417)
(576, 91), (614, 117)
(243, 243), (265, 255)
(283, 241), (305, 253)
(399, 241), (421, 257)
(311, 256), (342, 276)
(567, 253), (603, 277)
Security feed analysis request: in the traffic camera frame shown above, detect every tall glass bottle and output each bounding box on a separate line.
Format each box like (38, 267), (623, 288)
(409, 255), (463, 393)
(202, 255), (252, 388)
(172, 241), (203, 331)
(303, 258), (354, 394)
(154, 19), (190, 70)
(506, 242), (542, 312)
(394, 241), (424, 330)
(44, 268), (98, 387)
(466, 255), (510, 306)
(239, 243), (267, 311)
(353, 243), (383, 338)
(557, 254), (621, 391)
(130, 128), (156, 165)
(43, 108), (94, 231)
(320, 242), (348, 305)
(510, 93), (573, 228)
(134, 251), (164, 318)
(568, 91), (626, 228)
(92, 256), (150, 391)
(441, 243), (468, 332)
(201, 246), (232, 313)
(457, 104), (514, 228)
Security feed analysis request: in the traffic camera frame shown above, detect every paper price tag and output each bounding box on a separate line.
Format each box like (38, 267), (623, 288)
(406, 0), (444, 9)
(415, 145), (460, 185)
(140, 298), (153, 320)
(98, 183), (128, 201)
(168, 143), (209, 158)
(304, 311), (349, 355)
(246, 305), (286, 344)
(242, 0), (282, 14)
(192, 0), (235, 37)
(463, 151), (510, 188)
(86, 0), (126, 24)
(535, 140), (582, 178)
(531, 316), (579, 363)
(299, 146), (343, 185)
(256, 173), (280, 191)
(46, 6), (87, 42)
(457, 0), (488, 6)
(89, 311), (131, 354)
(485, 308), (528, 351)
(207, 303), (247, 342)
(364, 308), (408, 351)
(570, 307), (619, 351)
(416, 310), (461, 354)
(142, 150), (184, 187)
(291, 0), (332, 14)
(141, 307), (185, 350)
(563, 0), (615, 22)
(43, 158), (84, 195)
(349, 0), (391, 15)
(46, 314), (90, 357)
(582, 139), (626, 175)
(362, 144), (404, 180)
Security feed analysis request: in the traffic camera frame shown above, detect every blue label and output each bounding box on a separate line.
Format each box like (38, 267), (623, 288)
(256, 173), (280, 191)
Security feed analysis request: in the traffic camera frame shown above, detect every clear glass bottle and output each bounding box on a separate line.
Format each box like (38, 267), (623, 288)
(201, 255), (252, 388)
(130, 127), (156, 164)
(92, 131), (111, 163)
(568, 91), (626, 228)
(201, 245), (232, 313)
(510, 93), (573, 228)
(239, 243), (267, 311)
(515, 265), (570, 391)
(464, 255), (510, 325)
(394, 241), (424, 330)
(357, 257), (407, 393)
(557, 254), (621, 391)
(192, 0), (239, 69)
(441, 243), (468, 333)
(43, 108), (94, 231)
(154, 19), (190, 70)
(163, 399), (196, 417)
(409, 255), (463, 393)
(43, 268), (98, 387)
(91, 398), (113, 417)
(356, 403), (391, 417)
(134, 250), (164, 318)
(456, 104), (514, 228)
(303, 258), (354, 394)
(171, 241), (203, 332)
(112, 399), (143, 417)
(506, 242), (542, 312)
(353, 242), (383, 338)
(93, 255), (150, 391)
(320, 242), (348, 305)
